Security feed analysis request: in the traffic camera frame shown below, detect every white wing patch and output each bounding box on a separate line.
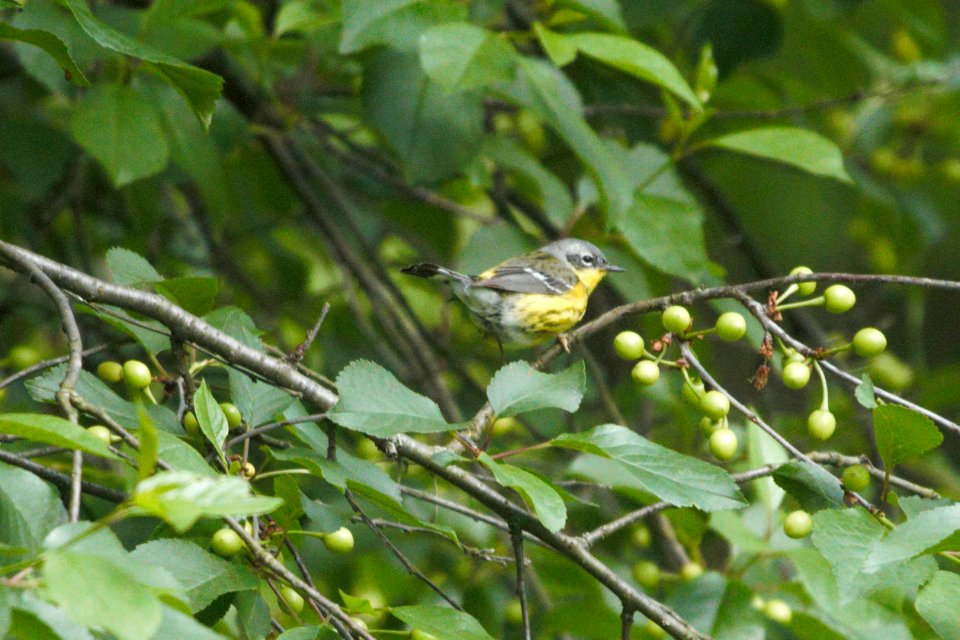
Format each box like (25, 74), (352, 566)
(524, 267), (565, 294)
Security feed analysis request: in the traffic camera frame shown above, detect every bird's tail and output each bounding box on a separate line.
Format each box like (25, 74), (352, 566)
(401, 263), (471, 283)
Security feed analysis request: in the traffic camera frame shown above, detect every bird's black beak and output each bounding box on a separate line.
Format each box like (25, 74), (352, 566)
(605, 264), (625, 273)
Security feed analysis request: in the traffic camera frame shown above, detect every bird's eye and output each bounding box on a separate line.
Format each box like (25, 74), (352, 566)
(581, 254), (595, 265)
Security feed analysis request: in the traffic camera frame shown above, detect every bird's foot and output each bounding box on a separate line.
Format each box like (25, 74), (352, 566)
(557, 333), (573, 354)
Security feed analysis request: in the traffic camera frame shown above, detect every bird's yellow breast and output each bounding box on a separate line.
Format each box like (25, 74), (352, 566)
(510, 282), (590, 333)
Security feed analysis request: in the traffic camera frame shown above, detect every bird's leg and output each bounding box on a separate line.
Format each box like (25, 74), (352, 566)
(556, 333), (573, 354)
(495, 334), (505, 360)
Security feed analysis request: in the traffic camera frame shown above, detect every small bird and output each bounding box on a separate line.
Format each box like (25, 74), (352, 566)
(402, 238), (623, 350)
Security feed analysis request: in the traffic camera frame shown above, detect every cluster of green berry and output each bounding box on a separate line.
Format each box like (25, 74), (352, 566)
(775, 268), (887, 441)
(614, 305), (747, 462)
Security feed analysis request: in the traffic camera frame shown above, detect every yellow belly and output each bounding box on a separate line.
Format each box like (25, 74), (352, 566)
(507, 283), (589, 335)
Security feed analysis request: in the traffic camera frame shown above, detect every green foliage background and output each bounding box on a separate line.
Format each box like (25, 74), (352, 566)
(1, 0), (960, 639)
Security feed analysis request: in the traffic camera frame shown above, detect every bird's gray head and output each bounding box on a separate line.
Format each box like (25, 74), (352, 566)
(542, 238), (625, 272)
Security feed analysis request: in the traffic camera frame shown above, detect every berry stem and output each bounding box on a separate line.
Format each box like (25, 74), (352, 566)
(813, 361), (829, 411)
(776, 296), (826, 312)
(776, 284), (799, 305)
(819, 343), (853, 357)
(684, 327), (716, 339)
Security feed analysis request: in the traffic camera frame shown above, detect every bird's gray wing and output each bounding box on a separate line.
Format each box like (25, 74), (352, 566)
(471, 255), (577, 295)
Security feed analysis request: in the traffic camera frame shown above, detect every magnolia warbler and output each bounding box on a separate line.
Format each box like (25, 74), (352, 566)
(402, 238), (623, 349)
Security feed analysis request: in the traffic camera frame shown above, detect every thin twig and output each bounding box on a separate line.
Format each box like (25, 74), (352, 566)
(621, 605), (634, 640)
(353, 517), (518, 565)
(289, 302), (330, 366)
(346, 491), (464, 610)
(1, 248), (85, 521)
(225, 516), (376, 640)
(510, 525), (532, 640)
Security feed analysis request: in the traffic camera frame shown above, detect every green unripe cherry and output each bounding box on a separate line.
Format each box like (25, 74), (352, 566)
(852, 328), (887, 357)
(631, 524), (651, 548)
(842, 464), (871, 492)
(807, 410), (837, 440)
(715, 312), (747, 342)
(823, 285), (856, 313)
(183, 411), (200, 438)
(783, 510), (813, 538)
(211, 527), (245, 557)
(789, 266), (817, 296)
(278, 585), (304, 613)
(614, 331), (645, 360)
(782, 362), (811, 389)
(679, 562), (704, 582)
(700, 390), (730, 420)
(96, 361), (124, 384)
(764, 599), (792, 625)
(504, 598), (524, 625)
(410, 630), (439, 640)
(662, 306), (692, 334)
(220, 402), (243, 429)
(322, 527), (354, 554)
(7, 345), (41, 371)
(709, 429), (737, 461)
(632, 360), (660, 386)
(87, 425), (113, 447)
(632, 560), (660, 589)
(122, 360), (152, 390)
(492, 416), (521, 436)
(644, 619), (666, 638)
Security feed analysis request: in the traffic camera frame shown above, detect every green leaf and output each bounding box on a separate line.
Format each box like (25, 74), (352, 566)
(228, 368), (295, 427)
(534, 27), (700, 108)
(270, 447), (402, 505)
(155, 430), (218, 476)
(483, 137), (574, 228)
(132, 471), (283, 532)
(0, 461), (67, 556)
(619, 193), (710, 281)
(514, 56), (633, 220)
(702, 127), (852, 183)
(71, 83), (170, 187)
(154, 277), (220, 316)
(772, 460), (843, 511)
(327, 360), (453, 436)
(0, 22), (89, 86)
(666, 573), (764, 639)
(362, 49), (484, 183)
(61, 0), (223, 127)
(106, 247), (162, 286)
(746, 423), (787, 512)
(478, 453), (567, 532)
(487, 360), (585, 418)
(155, 604), (230, 640)
(44, 551), (163, 640)
(131, 539), (257, 613)
(812, 508), (936, 604)
(855, 373), (877, 409)
(80, 304), (171, 356)
(556, 0), (626, 32)
(204, 306), (263, 351)
(418, 22), (515, 90)
(0, 413), (118, 459)
(274, 1), (335, 36)
(339, 0), (465, 54)
(916, 571), (960, 640)
(553, 424), (746, 511)
(235, 590), (271, 640)
(194, 380), (228, 463)
(873, 404), (942, 468)
(9, 590), (96, 640)
(865, 504), (960, 571)
(390, 604), (496, 640)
